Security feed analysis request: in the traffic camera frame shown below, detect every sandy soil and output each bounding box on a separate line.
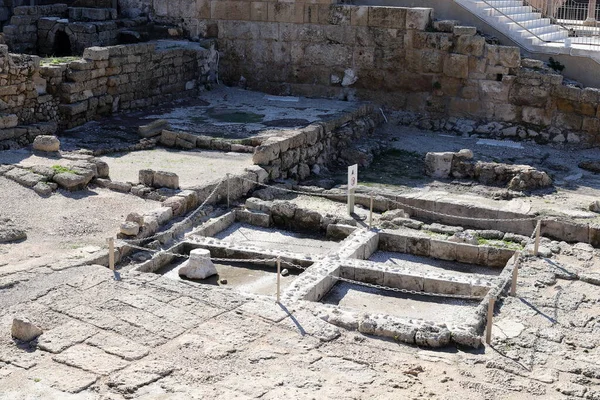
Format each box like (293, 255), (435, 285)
(0, 176), (160, 276)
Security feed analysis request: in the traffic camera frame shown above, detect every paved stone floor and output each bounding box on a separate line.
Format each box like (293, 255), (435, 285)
(0, 240), (599, 399)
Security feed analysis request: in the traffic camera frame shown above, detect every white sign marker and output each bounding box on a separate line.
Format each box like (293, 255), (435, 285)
(348, 164), (358, 190)
(347, 164), (358, 214)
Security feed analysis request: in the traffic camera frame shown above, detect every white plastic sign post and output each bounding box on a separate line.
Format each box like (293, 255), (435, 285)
(347, 164), (358, 215)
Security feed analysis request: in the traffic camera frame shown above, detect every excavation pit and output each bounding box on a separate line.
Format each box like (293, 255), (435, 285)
(321, 281), (480, 327)
(213, 222), (340, 255)
(156, 258), (302, 296)
(368, 251), (502, 277)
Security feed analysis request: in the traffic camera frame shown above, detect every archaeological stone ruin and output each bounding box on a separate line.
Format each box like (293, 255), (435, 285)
(1, 0), (600, 398)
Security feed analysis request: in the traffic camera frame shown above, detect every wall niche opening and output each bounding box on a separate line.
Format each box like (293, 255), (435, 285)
(53, 30), (72, 57)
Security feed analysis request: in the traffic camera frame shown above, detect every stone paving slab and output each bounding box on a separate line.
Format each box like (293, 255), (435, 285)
(98, 299), (186, 339)
(85, 331), (149, 361)
(37, 320), (99, 354)
(52, 344), (129, 375)
(26, 361), (98, 393)
(107, 359), (174, 394)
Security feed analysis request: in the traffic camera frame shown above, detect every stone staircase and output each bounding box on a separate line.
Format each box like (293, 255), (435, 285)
(456, 0), (569, 48)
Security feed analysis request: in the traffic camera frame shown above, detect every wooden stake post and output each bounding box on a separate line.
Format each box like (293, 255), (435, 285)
(276, 257), (281, 303)
(347, 164), (358, 215)
(369, 193), (374, 229)
(534, 220), (541, 256)
(485, 298), (495, 345)
(510, 252), (520, 296)
(226, 173), (230, 208)
(108, 237), (115, 271)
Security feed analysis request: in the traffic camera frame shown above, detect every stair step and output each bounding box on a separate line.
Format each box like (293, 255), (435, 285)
(516, 25), (564, 36)
(486, 6), (533, 14)
(507, 18), (551, 30)
(475, 0), (524, 8)
(495, 12), (542, 22)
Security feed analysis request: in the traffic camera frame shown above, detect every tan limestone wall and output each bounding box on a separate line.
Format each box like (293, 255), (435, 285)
(39, 42), (218, 129)
(118, 1), (600, 146)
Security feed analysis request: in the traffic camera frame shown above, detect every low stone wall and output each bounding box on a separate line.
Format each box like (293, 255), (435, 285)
(40, 41), (218, 129)
(425, 149), (553, 191)
(252, 104), (381, 179)
(0, 43), (59, 149)
(0, 40), (217, 148)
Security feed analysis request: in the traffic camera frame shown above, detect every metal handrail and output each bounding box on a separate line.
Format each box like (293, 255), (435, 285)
(479, 0), (564, 43)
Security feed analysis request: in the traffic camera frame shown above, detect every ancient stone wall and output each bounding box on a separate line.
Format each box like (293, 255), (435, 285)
(2, 4), (68, 53)
(40, 42), (218, 128)
(252, 104), (381, 180)
(0, 44), (58, 149)
(0, 41), (217, 148)
(119, 1), (600, 146)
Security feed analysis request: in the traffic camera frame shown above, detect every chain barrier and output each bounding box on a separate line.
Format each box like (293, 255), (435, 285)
(332, 275), (482, 300)
(117, 240), (309, 270)
(119, 178), (225, 244)
(240, 177), (540, 223)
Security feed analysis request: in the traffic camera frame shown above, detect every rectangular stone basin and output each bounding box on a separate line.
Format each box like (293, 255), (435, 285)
(321, 281), (480, 326)
(156, 258), (301, 296)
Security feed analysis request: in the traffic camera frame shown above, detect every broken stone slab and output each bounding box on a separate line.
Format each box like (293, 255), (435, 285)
(120, 221), (140, 237)
(153, 171), (179, 189)
(11, 318), (43, 342)
(448, 231), (478, 245)
(138, 119), (169, 138)
(52, 171), (93, 191)
(33, 182), (53, 196)
(0, 218), (27, 243)
(33, 135), (60, 152)
(178, 248), (217, 280)
(425, 152), (454, 179)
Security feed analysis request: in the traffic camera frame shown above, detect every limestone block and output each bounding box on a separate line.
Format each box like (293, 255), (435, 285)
(211, 1), (250, 20)
(358, 314), (417, 343)
(406, 236), (430, 256)
(425, 152), (453, 178)
(138, 119), (169, 138)
(0, 114), (18, 129)
(429, 239), (457, 261)
(355, 266), (384, 285)
(269, 2), (304, 23)
(453, 26), (476, 36)
(108, 181), (132, 193)
(415, 325), (451, 347)
(120, 221), (140, 236)
(350, 6), (368, 26)
(456, 35), (485, 57)
(163, 196), (187, 216)
(486, 44), (521, 68)
(378, 231), (408, 252)
(368, 6), (406, 29)
(139, 169), (154, 186)
(383, 270), (423, 291)
(52, 171), (93, 191)
(153, 171), (179, 189)
(145, 207), (173, 225)
(423, 276), (470, 295)
(443, 53), (469, 79)
(11, 318), (43, 342)
(406, 7), (431, 30)
(82, 46), (110, 61)
(522, 106), (551, 126)
(31, 135), (60, 152)
(179, 248), (217, 280)
(451, 240), (479, 262)
(253, 140), (280, 165)
(326, 224), (356, 240)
